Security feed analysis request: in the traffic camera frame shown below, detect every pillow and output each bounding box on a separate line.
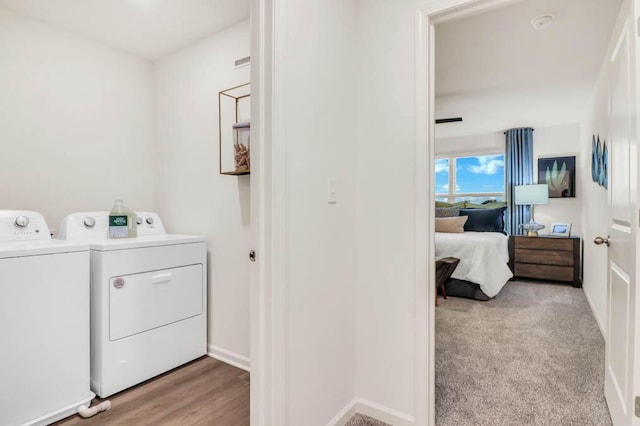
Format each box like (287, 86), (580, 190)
(435, 216), (468, 233)
(464, 201), (508, 209)
(459, 207), (506, 233)
(435, 206), (460, 218)
(435, 201), (466, 208)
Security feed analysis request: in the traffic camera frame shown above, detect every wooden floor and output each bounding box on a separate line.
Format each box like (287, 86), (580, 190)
(54, 357), (249, 426)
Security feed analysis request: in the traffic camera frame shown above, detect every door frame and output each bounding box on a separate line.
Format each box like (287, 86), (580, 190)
(416, 0), (528, 424)
(250, 0), (288, 424)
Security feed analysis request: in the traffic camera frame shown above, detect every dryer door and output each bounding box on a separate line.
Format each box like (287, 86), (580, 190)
(109, 264), (203, 341)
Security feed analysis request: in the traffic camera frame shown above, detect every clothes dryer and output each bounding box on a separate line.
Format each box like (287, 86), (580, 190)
(58, 212), (207, 397)
(0, 210), (92, 426)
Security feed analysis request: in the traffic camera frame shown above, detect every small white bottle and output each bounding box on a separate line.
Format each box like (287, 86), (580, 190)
(108, 200), (137, 238)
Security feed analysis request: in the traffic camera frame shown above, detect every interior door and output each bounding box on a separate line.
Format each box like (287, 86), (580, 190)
(602, 7), (639, 425)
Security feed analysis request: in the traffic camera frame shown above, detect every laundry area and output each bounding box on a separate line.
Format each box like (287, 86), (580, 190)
(0, 1), (251, 424)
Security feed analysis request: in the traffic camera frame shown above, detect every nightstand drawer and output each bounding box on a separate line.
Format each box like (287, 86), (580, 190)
(514, 263), (574, 282)
(513, 237), (573, 251)
(514, 248), (573, 266)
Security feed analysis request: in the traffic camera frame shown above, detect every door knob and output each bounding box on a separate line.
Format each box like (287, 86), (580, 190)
(593, 236), (610, 247)
(249, 250), (256, 262)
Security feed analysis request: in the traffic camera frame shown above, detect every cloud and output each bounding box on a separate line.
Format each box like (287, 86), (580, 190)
(435, 159), (449, 174)
(437, 184), (449, 193)
(467, 156), (504, 175)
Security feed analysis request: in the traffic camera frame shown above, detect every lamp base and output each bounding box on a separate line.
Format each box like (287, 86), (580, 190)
(520, 222), (545, 237)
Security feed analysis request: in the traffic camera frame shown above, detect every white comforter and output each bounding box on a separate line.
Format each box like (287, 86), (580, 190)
(435, 231), (513, 298)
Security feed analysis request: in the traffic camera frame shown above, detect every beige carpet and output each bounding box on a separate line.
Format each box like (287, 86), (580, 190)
(436, 280), (612, 425)
(345, 413), (389, 426)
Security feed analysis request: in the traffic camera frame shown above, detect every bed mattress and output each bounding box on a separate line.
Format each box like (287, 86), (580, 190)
(435, 231), (513, 298)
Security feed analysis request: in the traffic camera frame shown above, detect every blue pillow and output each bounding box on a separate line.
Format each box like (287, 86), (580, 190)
(459, 207), (506, 234)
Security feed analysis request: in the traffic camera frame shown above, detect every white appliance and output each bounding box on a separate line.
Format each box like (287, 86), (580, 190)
(58, 211), (207, 398)
(0, 210), (93, 426)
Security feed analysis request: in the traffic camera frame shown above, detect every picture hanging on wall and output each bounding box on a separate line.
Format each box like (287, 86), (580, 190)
(538, 156), (576, 198)
(591, 135), (598, 182)
(591, 134), (608, 189)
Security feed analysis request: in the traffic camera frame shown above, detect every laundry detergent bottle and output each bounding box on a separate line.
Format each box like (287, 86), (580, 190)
(108, 199), (137, 238)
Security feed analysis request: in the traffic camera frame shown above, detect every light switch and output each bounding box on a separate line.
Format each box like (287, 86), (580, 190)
(328, 178), (337, 204)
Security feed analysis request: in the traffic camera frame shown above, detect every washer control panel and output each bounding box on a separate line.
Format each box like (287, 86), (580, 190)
(58, 211), (166, 240)
(0, 210), (51, 241)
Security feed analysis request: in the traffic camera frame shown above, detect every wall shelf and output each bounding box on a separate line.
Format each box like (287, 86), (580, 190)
(218, 83), (250, 175)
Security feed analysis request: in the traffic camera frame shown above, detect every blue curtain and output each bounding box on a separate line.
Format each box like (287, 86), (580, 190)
(505, 128), (534, 235)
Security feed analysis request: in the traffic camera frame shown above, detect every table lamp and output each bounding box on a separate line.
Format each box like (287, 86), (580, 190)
(515, 184), (549, 236)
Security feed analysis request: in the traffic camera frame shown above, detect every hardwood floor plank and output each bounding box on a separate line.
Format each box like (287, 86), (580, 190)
(53, 357), (249, 426)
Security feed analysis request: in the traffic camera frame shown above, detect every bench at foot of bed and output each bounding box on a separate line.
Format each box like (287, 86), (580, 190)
(435, 257), (460, 305)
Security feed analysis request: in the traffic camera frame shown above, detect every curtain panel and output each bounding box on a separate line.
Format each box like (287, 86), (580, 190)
(505, 127), (534, 235)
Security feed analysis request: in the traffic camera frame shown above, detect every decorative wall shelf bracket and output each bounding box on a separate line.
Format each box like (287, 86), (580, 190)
(219, 83), (251, 175)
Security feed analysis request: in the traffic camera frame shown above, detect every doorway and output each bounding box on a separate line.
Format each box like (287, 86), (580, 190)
(423, 0), (625, 424)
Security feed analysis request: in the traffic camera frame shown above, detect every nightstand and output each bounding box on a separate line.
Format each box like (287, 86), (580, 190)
(508, 235), (582, 287)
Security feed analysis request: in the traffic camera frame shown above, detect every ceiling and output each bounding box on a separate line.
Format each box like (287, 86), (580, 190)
(435, 0), (622, 138)
(0, 0), (250, 60)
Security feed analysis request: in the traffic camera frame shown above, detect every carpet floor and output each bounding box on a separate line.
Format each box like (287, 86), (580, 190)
(436, 280), (612, 425)
(345, 413), (389, 426)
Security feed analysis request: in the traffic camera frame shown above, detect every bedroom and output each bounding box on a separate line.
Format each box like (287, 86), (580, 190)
(433, 0), (623, 424)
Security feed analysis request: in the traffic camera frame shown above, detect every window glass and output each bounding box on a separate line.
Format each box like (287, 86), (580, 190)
(434, 158), (449, 195)
(434, 154), (505, 203)
(455, 155), (505, 194)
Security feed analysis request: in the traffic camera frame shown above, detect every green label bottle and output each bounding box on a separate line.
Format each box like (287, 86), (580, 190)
(108, 200), (137, 238)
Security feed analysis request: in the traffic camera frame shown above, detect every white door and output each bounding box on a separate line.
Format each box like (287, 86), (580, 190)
(601, 6), (639, 425)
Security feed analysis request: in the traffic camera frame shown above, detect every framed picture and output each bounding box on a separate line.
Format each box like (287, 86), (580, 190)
(538, 156), (576, 198)
(550, 222), (572, 237)
(592, 135), (608, 189)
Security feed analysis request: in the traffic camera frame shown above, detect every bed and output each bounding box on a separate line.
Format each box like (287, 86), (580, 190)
(435, 205), (513, 299)
(435, 231), (513, 299)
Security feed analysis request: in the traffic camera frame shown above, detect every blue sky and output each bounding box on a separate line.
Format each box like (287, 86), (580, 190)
(435, 155), (505, 195)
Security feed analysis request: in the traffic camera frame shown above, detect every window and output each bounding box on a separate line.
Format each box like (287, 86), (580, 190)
(435, 154), (505, 203)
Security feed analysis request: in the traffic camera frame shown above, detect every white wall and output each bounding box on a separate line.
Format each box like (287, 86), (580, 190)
(580, 69), (609, 335)
(355, 0), (417, 421)
(578, 3), (628, 335)
(435, 132), (503, 156)
(153, 20), (251, 369)
(435, 88), (593, 140)
(0, 7), (155, 229)
(276, 0), (358, 423)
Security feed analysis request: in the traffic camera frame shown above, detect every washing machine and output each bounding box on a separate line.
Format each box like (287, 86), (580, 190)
(0, 210), (93, 426)
(58, 211), (207, 398)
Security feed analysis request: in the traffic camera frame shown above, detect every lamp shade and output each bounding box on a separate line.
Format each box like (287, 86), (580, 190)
(515, 184), (549, 205)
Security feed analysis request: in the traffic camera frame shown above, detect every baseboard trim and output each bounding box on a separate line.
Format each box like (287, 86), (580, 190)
(582, 285), (606, 339)
(207, 345), (250, 372)
(327, 397), (415, 426)
(327, 399), (357, 426)
(355, 398), (415, 426)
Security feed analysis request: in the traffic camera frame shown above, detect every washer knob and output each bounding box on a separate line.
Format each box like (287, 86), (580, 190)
(83, 217), (96, 228)
(136, 217), (143, 225)
(14, 216), (29, 228)
(145, 217), (154, 225)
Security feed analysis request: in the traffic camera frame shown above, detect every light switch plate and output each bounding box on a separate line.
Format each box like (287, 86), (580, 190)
(328, 178), (337, 204)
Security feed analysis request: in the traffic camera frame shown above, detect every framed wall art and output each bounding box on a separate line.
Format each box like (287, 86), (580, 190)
(591, 135), (608, 189)
(538, 156), (576, 198)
